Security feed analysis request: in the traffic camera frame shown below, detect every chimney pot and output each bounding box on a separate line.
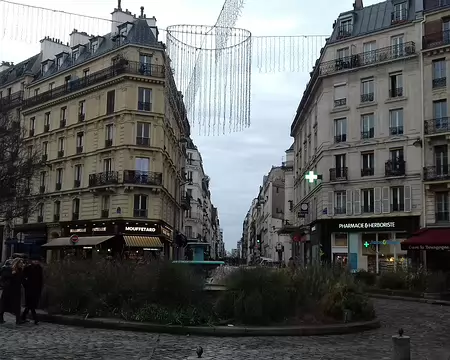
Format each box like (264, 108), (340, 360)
(140, 6), (144, 17)
(118, 0), (122, 10)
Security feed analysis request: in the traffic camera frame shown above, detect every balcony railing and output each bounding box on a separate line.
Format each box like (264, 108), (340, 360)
(385, 160), (405, 177)
(337, 25), (353, 39)
(334, 98), (346, 107)
(361, 93), (374, 103)
(330, 167), (348, 181)
(136, 137), (150, 146)
(436, 211), (450, 222)
(423, 165), (450, 181)
(123, 170), (163, 186)
(424, 0), (450, 12)
(88, 171), (119, 187)
(423, 29), (450, 50)
(22, 61), (165, 109)
(361, 129), (374, 139)
(432, 77), (446, 88)
(389, 87), (403, 98)
(133, 209), (148, 218)
(424, 117), (450, 135)
(361, 168), (374, 177)
(0, 91), (24, 112)
(319, 42), (416, 76)
(334, 134), (347, 143)
(389, 126), (404, 135)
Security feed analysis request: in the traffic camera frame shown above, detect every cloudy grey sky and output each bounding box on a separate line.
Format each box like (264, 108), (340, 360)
(0, 0), (380, 250)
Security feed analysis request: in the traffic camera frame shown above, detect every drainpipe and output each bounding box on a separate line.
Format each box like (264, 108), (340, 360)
(420, 14), (427, 270)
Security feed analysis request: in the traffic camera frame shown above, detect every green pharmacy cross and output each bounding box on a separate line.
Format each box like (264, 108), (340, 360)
(305, 171), (321, 183)
(364, 241), (370, 248)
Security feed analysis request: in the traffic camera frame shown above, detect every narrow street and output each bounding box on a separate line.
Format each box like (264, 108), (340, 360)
(0, 298), (449, 359)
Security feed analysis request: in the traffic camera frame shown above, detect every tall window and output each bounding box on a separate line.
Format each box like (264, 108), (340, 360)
(74, 164), (82, 187)
(432, 59), (446, 88)
(135, 157), (150, 172)
(334, 118), (347, 143)
(334, 191), (346, 214)
(76, 132), (84, 153)
(101, 195), (110, 218)
(106, 124), (113, 141)
(60, 107), (67, 126)
(78, 100), (85, 121)
(335, 154), (346, 178)
(54, 201), (61, 221)
(139, 54), (152, 75)
(389, 109), (404, 135)
(56, 168), (63, 186)
(336, 47), (350, 59)
(44, 112), (50, 130)
(187, 171), (193, 182)
(391, 186), (405, 212)
(361, 152), (374, 176)
(392, 2), (407, 22)
(29, 117), (35, 135)
(436, 192), (449, 222)
(38, 203), (44, 222)
(40, 171), (46, 187)
(339, 19), (352, 36)
(434, 145), (449, 177)
(103, 158), (112, 172)
(42, 142), (48, 157)
(106, 90), (115, 114)
(72, 198), (80, 220)
(138, 87), (152, 111)
(389, 72), (403, 97)
(333, 84), (347, 107)
(58, 137), (64, 157)
(361, 78), (374, 102)
(136, 122), (150, 146)
(361, 113), (374, 139)
(391, 35), (404, 57)
(362, 41), (376, 64)
(362, 188), (374, 213)
(134, 194), (148, 217)
(433, 100), (448, 130)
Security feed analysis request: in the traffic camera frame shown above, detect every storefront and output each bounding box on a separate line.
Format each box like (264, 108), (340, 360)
(4, 223), (48, 260)
(310, 216), (420, 272)
(43, 220), (174, 261)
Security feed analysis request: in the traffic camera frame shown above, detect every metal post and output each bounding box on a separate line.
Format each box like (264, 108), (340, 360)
(392, 334), (410, 360)
(375, 232), (379, 274)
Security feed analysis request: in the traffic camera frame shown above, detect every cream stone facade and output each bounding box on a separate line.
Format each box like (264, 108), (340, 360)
(0, 4), (192, 261)
(290, 0), (423, 270)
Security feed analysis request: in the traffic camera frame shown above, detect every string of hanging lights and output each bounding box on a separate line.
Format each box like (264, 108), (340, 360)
(0, 0), (327, 135)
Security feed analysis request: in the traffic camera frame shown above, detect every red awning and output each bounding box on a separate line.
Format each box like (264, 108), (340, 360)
(401, 228), (450, 251)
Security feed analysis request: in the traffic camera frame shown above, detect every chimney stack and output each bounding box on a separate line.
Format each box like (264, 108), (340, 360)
(353, 0), (363, 10)
(140, 6), (144, 18)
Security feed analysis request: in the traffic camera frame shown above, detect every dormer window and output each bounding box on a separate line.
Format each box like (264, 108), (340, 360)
(56, 56), (63, 69)
(392, 2), (407, 23)
(338, 18), (352, 39)
(119, 27), (127, 38)
(72, 50), (79, 62)
(91, 41), (98, 53)
(41, 63), (48, 74)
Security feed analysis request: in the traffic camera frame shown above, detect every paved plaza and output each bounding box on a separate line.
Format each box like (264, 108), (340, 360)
(0, 298), (449, 359)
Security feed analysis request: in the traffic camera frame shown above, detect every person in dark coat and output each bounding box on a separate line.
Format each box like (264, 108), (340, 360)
(21, 255), (43, 325)
(0, 258), (26, 325)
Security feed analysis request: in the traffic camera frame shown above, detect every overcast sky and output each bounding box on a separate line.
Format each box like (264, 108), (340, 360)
(0, 0), (380, 250)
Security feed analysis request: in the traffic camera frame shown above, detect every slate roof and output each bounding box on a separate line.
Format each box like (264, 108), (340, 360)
(328, 0), (416, 43)
(0, 17), (162, 88)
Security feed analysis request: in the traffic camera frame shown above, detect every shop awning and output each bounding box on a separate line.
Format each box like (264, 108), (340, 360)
(401, 228), (450, 251)
(42, 235), (114, 248)
(123, 236), (163, 248)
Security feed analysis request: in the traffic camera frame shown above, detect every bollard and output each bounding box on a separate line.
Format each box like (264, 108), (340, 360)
(392, 334), (410, 360)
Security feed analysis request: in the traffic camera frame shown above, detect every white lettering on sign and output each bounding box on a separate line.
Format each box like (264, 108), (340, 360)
(406, 245), (450, 251)
(70, 228), (87, 233)
(338, 222), (395, 229)
(92, 227), (106, 232)
(125, 226), (156, 232)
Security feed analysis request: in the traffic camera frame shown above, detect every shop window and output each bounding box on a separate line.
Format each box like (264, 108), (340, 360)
(333, 233), (348, 247)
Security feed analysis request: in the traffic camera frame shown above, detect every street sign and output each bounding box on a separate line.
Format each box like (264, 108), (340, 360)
(70, 234), (79, 244)
(305, 171), (318, 183)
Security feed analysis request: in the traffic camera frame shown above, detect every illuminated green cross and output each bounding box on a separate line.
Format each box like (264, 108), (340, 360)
(364, 241), (370, 248)
(305, 171), (318, 183)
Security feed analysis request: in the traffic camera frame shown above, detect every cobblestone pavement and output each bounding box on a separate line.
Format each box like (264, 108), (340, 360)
(0, 299), (449, 359)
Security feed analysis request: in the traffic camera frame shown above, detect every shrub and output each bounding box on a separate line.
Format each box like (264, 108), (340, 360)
(378, 271), (406, 290)
(354, 270), (377, 287)
(425, 271), (449, 293)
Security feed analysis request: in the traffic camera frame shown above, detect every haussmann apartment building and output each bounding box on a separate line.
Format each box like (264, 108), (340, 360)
(291, 0), (425, 272)
(0, 4), (192, 262)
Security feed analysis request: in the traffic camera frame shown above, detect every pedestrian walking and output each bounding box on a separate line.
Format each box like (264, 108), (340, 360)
(21, 255), (43, 325)
(0, 258), (26, 325)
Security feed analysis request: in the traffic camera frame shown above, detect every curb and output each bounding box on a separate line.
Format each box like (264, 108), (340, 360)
(37, 312), (380, 337)
(368, 293), (450, 306)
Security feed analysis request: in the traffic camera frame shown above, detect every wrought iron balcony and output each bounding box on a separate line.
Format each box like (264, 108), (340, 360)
(334, 98), (346, 107)
(78, 113), (85, 122)
(389, 87), (403, 98)
(101, 209), (109, 218)
(55, 183), (62, 191)
(334, 134), (347, 143)
(436, 211), (450, 222)
(385, 160), (405, 177)
(44, 124), (50, 133)
(423, 29), (450, 50)
(105, 139), (113, 147)
(319, 42), (416, 76)
(360, 93), (374, 103)
(136, 137), (150, 146)
(0, 91), (24, 112)
(361, 168), (374, 177)
(361, 129), (374, 139)
(337, 25), (352, 39)
(74, 179), (81, 188)
(424, 117), (450, 135)
(72, 212), (79, 221)
(389, 126), (404, 135)
(123, 170), (163, 186)
(76, 146), (83, 154)
(88, 171), (119, 187)
(391, 8), (408, 24)
(181, 194), (191, 210)
(133, 209), (148, 218)
(22, 61), (165, 109)
(432, 77), (446, 88)
(423, 165), (450, 181)
(39, 185), (45, 194)
(330, 167), (348, 181)
(59, 119), (66, 128)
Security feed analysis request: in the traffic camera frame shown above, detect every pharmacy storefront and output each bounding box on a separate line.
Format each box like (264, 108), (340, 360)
(311, 216), (420, 272)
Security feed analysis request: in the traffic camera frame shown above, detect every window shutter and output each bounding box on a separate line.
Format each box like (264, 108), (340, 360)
(374, 187), (382, 214)
(346, 189), (353, 215)
(334, 85), (347, 100)
(328, 191), (334, 216)
(404, 185), (412, 212)
(382, 186), (390, 213)
(353, 189), (361, 215)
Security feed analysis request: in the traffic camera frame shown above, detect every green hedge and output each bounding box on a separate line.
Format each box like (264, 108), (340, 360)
(42, 261), (376, 326)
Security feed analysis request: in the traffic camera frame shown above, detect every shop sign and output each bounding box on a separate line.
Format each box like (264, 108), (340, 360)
(161, 227), (172, 238)
(125, 226), (156, 232)
(70, 228), (87, 233)
(70, 234), (79, 244)
(405, 245), (450, 251)
(338, 222), (395, 230)
(92, 227), (107, 232)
